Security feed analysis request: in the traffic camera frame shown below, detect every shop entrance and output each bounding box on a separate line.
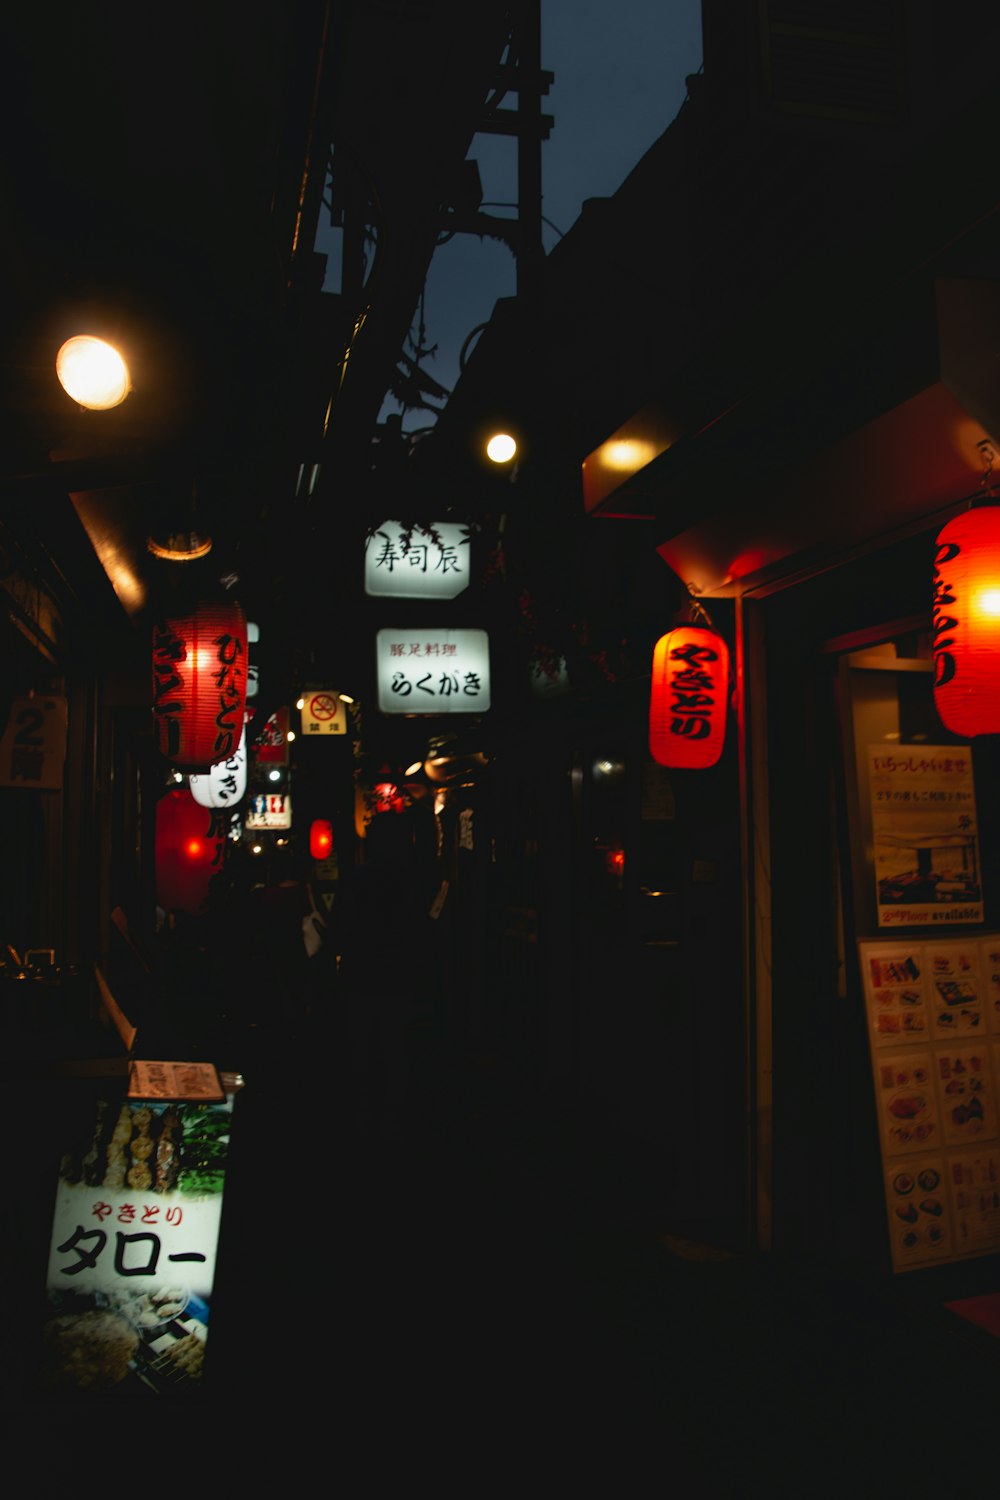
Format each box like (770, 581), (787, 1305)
(752, 525), (1000, 1267)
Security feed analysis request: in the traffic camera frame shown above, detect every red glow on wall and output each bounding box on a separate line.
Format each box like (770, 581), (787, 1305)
(649, 625), (729, 769)
(933, 508), (1000, 736)
(152, 599), (248, 772)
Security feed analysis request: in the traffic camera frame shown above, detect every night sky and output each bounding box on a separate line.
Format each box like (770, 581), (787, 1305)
(328, 0), (704, 432)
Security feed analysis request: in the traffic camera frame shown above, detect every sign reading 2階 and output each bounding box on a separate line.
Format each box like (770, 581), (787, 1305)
(376, 628), (490, 714)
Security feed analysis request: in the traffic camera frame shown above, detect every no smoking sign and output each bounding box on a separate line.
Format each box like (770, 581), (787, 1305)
(300, 690), (347, 735)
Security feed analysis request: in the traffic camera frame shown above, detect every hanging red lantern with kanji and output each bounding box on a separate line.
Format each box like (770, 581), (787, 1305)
(155, 787), (228, 916)
(933, 508), (1000, 736)
(649, 624), (729, 769)
(152, 599), (248, 772)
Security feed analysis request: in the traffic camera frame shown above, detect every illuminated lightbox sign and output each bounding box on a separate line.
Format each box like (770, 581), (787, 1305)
(300, 690), (347, 736)
(376, 628), (490, 714)
(245, 792), (292, 829)
(365, 520), (470, 599)
(41, 1092), (237, 1396)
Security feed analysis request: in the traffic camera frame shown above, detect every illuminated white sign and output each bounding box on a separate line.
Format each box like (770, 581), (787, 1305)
(376, 628), (490, 714)
(365, 520), (470, 599)
(42, 1093), (237, 1396)
(245, 792), (292, 829)
(189, 727), (247, 807)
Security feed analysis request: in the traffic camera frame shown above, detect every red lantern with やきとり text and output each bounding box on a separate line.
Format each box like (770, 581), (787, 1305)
(649, 624), (730, 769)
(152, 599), (248, 772)
(155, 788), (228, 917)
(933, 508), (1000, 736)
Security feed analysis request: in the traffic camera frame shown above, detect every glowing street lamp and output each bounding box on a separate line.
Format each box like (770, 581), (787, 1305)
(55, 334), (132, 410)
(486, 431), (517, 464)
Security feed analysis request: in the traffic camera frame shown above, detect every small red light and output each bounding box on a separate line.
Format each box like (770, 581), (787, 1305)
(185, 838), (202, 859)
(310, 819), (334, 861)
(606, 847), (625, 876)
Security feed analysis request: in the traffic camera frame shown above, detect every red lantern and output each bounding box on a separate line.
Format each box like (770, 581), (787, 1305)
(152, 600), (248, 772)
(310, 819), (334, 861)
(649, 625), (729, 769)
(155, 788), (227, 916)
(933, 508), (1000, 736)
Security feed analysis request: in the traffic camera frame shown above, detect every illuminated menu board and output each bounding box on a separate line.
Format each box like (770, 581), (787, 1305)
(38, 1088), (238, 1395)
(860, 935), (1000, 1272)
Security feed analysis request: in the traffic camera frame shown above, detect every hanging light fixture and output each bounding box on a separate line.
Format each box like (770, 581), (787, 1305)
(152, 598), (248, 772)
(934, 448), (1000, 736)
(649, 610), (730, 770)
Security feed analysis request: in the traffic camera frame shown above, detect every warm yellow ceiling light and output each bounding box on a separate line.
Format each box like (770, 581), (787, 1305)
(56, 334), (132, 410)
(486, 431), (517, 464)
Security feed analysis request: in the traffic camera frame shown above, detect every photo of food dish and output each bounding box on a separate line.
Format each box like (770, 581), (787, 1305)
(37, 1286), (210, 1396)
(57, 1097), (232, 1196)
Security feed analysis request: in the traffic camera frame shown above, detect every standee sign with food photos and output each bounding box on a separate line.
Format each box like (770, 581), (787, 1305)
(860, 936), (1000, 1272)
(376, 628), (490, 713)
(39, 1091), (236, 1395)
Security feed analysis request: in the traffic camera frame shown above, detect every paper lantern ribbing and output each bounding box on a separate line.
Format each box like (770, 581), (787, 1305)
(933, 509), (1000, 736)
(649, 625), (729, 769)
(155, 788), (227, 916)
(189, 726), (248, 808)
(152, 600), (248, 772)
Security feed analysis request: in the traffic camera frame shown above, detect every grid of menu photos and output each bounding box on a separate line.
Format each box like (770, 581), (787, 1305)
(859, 935), (1000, 1272)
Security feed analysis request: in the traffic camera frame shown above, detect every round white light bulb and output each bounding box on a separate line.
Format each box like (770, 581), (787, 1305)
(486, 432), (517, 464)
(56, 335), (131, 410)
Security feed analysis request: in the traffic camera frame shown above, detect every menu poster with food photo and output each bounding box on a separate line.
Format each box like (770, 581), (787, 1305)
(927, 944), (985, 1038)
(874, 1051), (941, 1157)
(864, 946), (928, 1045)
(935, 1047), (996, 1147)
(868, 746), (983, 928)
(980, 942), (1000, 1034)
(38, 1093), (235, 1396)
(948, 1147), (1000, 1257)
(884, 1159), (952, 1265)
(861, 936), (1000, 1270)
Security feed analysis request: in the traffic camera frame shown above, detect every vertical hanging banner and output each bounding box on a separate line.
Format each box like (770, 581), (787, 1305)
(869, 745), (983, 927)
(38, 1088), (238, 1396)
(0, 693), (68, 788)
(251, 706), (289, 764)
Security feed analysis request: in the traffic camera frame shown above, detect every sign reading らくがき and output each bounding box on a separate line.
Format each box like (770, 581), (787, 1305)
(376, 628), (490, 713)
